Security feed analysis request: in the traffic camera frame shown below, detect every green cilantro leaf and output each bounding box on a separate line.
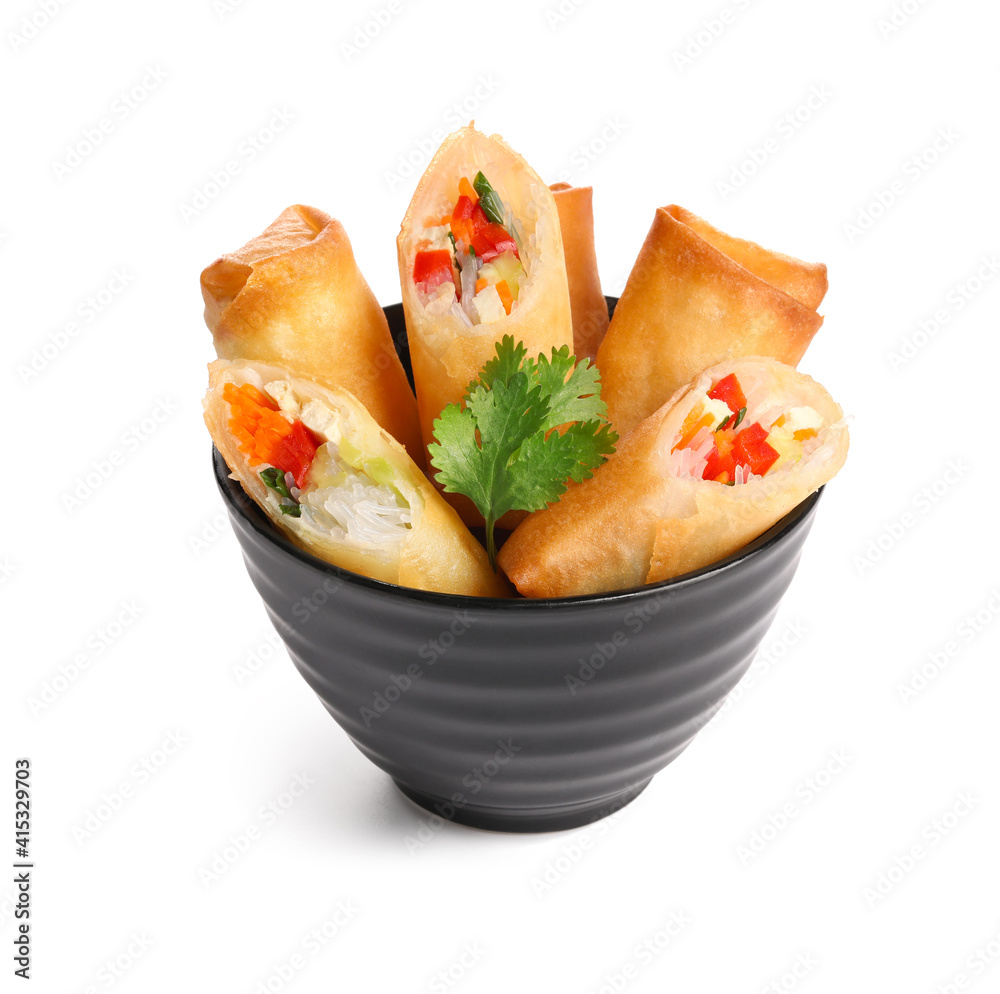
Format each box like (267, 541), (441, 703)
(428, 336), (618, 569)
(477, 337), (528, 392)
(533, 345), (608, 427)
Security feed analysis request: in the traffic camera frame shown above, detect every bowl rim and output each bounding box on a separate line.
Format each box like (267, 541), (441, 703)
(213, 446), (822, 610)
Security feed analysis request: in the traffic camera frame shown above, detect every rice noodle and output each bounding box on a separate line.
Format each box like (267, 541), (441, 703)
(300, 472), (411, 547)
(458, 247), (480, 322)
(669, 425), (715, 479)
(504, 205), (525, 253)
(732, 464), (762, 486)
(305, 481), (412, 545)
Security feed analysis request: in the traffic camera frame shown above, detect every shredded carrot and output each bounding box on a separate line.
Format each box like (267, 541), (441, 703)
(230, 424), (255, 453)
(794, 428), (818, 441)
(459, 176), (477, 202)
(475, 277), (488, 294)
(672, 408), (716, 452)
(495, 280), (513, 315)
(224, 382), (276, 413)
(224, 382), (292, 467)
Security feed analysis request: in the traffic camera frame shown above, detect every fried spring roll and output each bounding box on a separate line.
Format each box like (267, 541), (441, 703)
(201, 204), (424, 464)
(205, 359), (509, 597)
(596, 205), (828, 435)
(497, 357), (848, 597)
(397, 126), (573, 478)
(549, 182), (609, 359)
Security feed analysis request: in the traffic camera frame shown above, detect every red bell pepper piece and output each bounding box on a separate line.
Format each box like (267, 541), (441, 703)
(470, 202), (490, 230)
(708, 374), (747, 414)
(269, 419), (320, 488)
(413, 249), (455, 289)
(472, 222), (519, 262)
(732, 422), (779, 478)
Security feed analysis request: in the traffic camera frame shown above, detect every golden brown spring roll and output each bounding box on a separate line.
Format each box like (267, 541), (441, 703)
(497, 357), (848, 597)
(205, 358), (509, 597)
(596, 205), (828, 436)
(549, 182), (609, 359)
(397, 126), (573, 491)
(201, 205), (424, 464)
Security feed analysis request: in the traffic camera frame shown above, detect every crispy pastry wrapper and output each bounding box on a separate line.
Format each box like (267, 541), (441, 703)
(497, 357), (848, 598)
(596, 205), (828, 436)
(549, 182), (609, 359)
(205, 359), (509, 598)
(397, 125), (573, 523)
(201, 205), (423, 464)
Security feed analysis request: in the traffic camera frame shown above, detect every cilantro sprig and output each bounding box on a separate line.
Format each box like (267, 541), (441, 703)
(428, 336), (618, 568)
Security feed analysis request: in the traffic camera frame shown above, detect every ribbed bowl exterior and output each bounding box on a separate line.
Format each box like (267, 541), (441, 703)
(215, 448), (820, 832)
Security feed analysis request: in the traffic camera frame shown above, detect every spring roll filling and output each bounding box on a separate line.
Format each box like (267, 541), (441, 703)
(666, 372), (827, 485)
(223, 379), (415, 550)
(411, 171), (534, 328)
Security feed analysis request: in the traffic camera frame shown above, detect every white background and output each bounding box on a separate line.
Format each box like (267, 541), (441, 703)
(4, 0), (999, 990)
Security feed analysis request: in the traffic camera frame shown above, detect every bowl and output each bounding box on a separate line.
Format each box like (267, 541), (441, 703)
(212, 301), (823, 833)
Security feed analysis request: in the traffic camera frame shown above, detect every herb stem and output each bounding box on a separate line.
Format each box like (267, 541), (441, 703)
(485, 514), (498, 571)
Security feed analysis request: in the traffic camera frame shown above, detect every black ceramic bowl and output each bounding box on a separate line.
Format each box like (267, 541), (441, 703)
(213, 301), (823, 833)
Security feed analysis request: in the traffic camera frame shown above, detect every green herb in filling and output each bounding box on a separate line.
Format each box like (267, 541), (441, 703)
(717, 406), (747, 432)
(260, 467), (301, 517)
(473, 171), (507, 227)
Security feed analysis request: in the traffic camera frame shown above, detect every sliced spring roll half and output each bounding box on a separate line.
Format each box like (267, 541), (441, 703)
(397, 126), (573, 476)
(201, 205), (424, 464)
(549, 182), (609, 359)
(497, 357), (848, 597)
(205, 359), (509, 597)
(596, 205), (828, 436)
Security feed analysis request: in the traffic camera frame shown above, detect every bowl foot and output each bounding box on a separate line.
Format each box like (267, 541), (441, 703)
(392, 778), (653, 834)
